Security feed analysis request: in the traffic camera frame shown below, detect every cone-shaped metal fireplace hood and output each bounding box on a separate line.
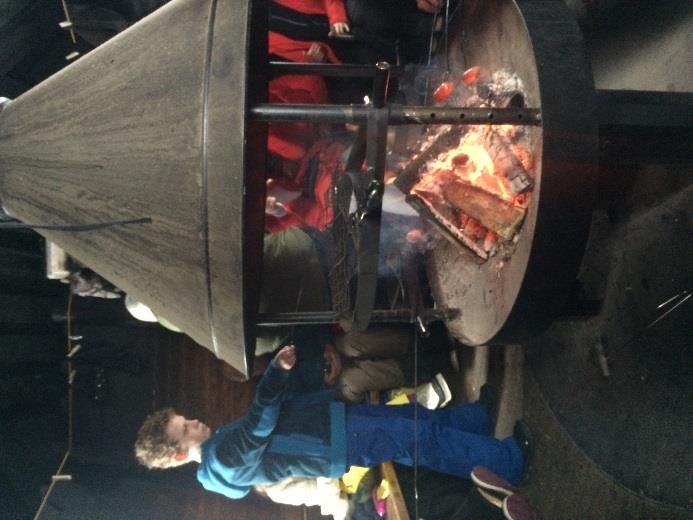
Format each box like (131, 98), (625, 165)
(0, 0), (267, 377)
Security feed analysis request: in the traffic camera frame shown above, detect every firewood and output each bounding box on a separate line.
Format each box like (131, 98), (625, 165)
(407, 194), (488, 260)
(480, 127), (534, 195)
(394, 126), (465, 194)
(413, 169), (526, 240)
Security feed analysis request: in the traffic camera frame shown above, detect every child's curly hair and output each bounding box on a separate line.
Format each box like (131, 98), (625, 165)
(134, 407), (181, 469)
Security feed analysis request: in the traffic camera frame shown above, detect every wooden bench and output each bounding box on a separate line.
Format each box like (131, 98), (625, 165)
(368, 391), (410, 520)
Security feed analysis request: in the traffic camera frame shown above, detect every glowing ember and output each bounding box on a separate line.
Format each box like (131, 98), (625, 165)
(462, 66), (481, 85)
(433, 81), (454, 103)
(406, 228), (424, 243)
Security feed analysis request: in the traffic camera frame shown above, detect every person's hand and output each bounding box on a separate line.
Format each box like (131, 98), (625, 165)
(265, 195), (287, 217)
(322, 344), (343, 385)
(416, 0), (442, 13)
(275, 344), (296, 371)
(329, 22), (350, 36)
(306, 43), (326, 63)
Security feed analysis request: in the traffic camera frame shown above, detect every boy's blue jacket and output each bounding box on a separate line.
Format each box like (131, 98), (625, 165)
(197, 360), (347, 499)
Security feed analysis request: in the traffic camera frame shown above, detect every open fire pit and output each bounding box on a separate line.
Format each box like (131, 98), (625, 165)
(408, 0), (598, 346)
(256, 0), (598, 350)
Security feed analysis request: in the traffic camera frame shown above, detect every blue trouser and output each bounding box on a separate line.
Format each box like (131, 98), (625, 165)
(345, 402), (524, 485)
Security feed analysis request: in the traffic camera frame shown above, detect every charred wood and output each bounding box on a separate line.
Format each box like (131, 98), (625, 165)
(412, 169), (526, 240)
(393, 126), (466, 194)
(406, 195), (487, 261)
(480, 127), (534, 195)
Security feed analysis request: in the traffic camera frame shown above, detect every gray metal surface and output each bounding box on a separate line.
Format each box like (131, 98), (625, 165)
(0, 0), (265, 376)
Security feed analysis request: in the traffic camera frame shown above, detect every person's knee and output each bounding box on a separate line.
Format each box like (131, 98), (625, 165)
(338, 385), (366, 403)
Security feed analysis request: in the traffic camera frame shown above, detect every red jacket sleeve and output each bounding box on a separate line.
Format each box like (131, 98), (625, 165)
(323, 0), (348, 26)
(268, 31), (342, 65)
(269, 75), (329, 105)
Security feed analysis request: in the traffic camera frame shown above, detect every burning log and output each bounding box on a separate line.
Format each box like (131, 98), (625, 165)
(394, 126), (465, 194)
(406, 195), (488, 261)
(412, 168), (526, 240)
(480, 127), (534, 195)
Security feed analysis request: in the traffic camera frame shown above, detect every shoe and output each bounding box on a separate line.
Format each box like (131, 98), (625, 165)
(415, 382), (440, 410)
(371, 486), (387, 518)
(479, 384), (499, 432)
(513, 420), (534, 483)
(431, 373), (452, 408)
(415, 373), (452, 409)
(477, 488), (504, 508)
(502, 493), (539, 520)
(471, 465), (517, 498)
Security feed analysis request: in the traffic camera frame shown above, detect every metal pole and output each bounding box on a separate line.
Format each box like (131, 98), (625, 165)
(269, 61), (401, 78)
(371, 62), (391, 108)
(250, 104), (541, 126)
(256, 308), (459, 326)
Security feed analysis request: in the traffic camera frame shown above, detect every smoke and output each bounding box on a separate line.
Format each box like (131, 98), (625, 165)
(382, 184), (418, 216)
(377, 197), (439, 284)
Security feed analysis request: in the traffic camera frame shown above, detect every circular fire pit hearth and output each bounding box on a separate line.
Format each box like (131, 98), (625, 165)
(425, 0), (598, 345)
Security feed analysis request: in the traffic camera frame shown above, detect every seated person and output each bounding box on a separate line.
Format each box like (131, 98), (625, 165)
(255, 476), (349, 520)
(135, 345), (529, 500)
(272, 0), (351, 40)
(345, 0), (445, 63)
(284, 324), (450, 405)
(256, 226), (447, 402)
(255, 227), (333, 357)
(268, 0), (379, 67)
(266, 15), (352, 233)
(269, 0), (444, 65)
(264, 135), (349, 233)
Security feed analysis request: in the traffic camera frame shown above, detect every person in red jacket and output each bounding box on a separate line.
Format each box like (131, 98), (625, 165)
(265, 1), (359, 233)
(270, 0), (445, 65)
(268, 0), (380, 82)
(265, 135), (349, 233)
(267, 18), (345, 232)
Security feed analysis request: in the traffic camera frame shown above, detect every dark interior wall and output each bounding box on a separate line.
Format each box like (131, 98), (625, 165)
(0, 229), (68, 519)
(0, 228), (303, 519)
(0, 1), (170, 98)
(0, 1), (69, 97)
(0, 3), (296, 518)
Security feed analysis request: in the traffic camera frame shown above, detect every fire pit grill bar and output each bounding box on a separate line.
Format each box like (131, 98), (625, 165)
(269, 61), (401, 78)
(250, 103), (541, 126)
(257, 308), (459, 326)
